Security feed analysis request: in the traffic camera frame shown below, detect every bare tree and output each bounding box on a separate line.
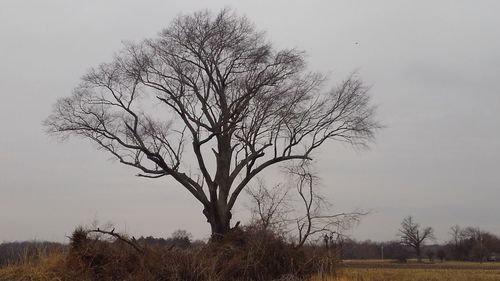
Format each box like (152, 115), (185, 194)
(288, 163), (366, 247)
(45, 9), (379, 237)
(246, 178), (290, 232)
(398, 216), (435, 262)
(449, 224), (464, 259)
(246, 165), (365, 248)
(449, 225), (462, 246)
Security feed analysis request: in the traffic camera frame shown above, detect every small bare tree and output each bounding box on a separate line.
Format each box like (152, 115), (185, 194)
(288, 163), (366, 247)
(246, 164), (366, 248)
(45, 9), (379, 237)
(246, 178), (291, 232)
(398, 216), (435, 262)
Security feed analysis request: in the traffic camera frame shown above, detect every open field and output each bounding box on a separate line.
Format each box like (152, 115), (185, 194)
(341, 259), (500, 270)
(319, 268), (500, 281)
(310, 260), (500, 281)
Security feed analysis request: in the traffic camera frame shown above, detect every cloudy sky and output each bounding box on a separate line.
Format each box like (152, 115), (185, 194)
(1, 0), (499, 243)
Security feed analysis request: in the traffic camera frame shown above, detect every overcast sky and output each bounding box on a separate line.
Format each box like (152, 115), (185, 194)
(1, 0), (499, 243)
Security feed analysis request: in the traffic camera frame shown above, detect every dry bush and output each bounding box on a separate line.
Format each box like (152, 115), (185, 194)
(65, 227), (151, 280)
(196, 226), (305, 280)
(1, 225), (338, 281)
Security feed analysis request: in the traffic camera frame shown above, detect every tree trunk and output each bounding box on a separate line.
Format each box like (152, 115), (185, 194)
(204, 203), (232, 238)
(205, 132), (233, 238)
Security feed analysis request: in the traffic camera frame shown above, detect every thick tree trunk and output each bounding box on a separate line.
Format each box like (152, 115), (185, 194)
(204, 203), (232, 238)
(204, 132), (234, 238)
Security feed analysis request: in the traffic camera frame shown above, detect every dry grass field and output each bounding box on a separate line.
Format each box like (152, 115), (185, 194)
(0, 252), (67, 281)
(310, 260), (500, 281)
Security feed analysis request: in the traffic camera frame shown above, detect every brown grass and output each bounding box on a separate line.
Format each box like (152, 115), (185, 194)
(309, 261), (500, 281)
(0, 251), (67, 281)
(313, 268), (500, 281)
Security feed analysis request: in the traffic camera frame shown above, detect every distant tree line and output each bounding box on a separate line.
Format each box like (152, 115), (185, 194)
(339, 224), (500, 262)
(2, 224), (499, 267)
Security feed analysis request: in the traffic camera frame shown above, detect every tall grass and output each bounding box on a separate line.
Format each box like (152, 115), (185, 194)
(0, 241), (66, 267)
(0, 250), (68, 281)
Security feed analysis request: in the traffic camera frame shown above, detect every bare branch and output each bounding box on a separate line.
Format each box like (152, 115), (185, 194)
(89, 228), (144, 253)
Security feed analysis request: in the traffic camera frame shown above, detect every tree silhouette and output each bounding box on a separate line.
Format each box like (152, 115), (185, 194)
(398, 216), (435, 261)
(45, 9), (379, 237)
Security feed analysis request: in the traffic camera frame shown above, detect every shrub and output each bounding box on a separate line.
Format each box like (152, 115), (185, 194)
(60, 224), (337, 281)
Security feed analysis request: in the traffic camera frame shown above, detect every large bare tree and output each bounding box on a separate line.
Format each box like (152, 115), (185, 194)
(45, 9), (379, 237)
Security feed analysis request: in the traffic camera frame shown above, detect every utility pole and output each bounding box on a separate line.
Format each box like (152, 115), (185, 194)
(381, 244), (384, 260)
(479, 233), (483, 263)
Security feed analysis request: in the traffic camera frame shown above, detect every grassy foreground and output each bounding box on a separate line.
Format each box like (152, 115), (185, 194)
(0, 251), (68, 281)
(2, 238), (499, 281)
(3, 258), (500, 281)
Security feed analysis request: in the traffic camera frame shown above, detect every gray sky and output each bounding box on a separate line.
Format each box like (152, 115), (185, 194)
(1, 0), (499, 243)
